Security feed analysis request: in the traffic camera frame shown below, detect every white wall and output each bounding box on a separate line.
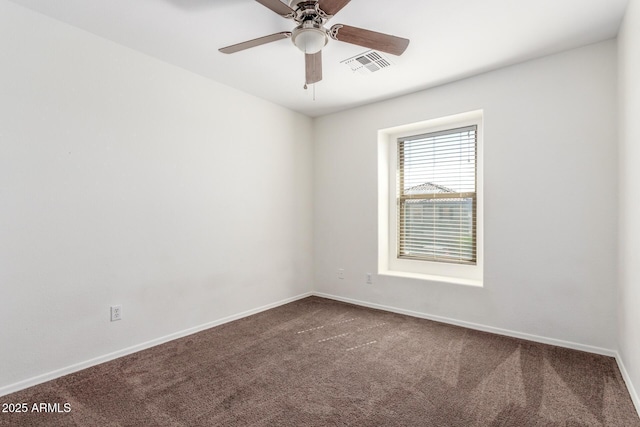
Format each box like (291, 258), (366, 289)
(618, 0), (640, 409)
(0, 1), (313, 392)
(314, 40), (618, 350)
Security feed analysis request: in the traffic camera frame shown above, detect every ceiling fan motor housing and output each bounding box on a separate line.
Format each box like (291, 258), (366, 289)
(289, 1), (329, 23)
(288, 0), (319, 12)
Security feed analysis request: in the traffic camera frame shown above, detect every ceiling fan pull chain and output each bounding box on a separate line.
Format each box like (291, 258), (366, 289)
(302, 82), (316, 100)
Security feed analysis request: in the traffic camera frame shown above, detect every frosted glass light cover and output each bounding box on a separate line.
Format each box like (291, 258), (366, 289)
(292, 28), (327, 54)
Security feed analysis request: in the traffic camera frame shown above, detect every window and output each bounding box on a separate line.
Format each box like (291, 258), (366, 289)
(398, 126), (477, 264)
(378, 111), (483, 286)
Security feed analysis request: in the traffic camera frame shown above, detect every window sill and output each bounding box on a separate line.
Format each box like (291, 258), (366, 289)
(379, 269), (483, 287)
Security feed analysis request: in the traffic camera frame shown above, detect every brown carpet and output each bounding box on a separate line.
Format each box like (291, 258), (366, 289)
(1, 296), (638, 426)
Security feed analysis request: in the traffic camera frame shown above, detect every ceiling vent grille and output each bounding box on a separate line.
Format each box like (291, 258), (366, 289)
(341, 50), (392, 74)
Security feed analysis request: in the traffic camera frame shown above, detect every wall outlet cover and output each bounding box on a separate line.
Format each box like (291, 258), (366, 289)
(110, 305), (122, 321)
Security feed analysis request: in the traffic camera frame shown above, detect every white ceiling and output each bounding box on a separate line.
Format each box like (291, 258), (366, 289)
(8, 0), (629, 117)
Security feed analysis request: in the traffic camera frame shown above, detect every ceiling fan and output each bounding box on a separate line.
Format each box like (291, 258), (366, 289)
(219, 0), (410, 86)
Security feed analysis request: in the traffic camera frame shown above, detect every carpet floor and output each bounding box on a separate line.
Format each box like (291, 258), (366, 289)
(1, 296), (638, 426)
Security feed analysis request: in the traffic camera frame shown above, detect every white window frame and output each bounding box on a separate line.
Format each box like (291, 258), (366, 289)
(377, 110), (484, 286)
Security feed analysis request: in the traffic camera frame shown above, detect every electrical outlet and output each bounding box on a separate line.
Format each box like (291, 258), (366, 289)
(366, 273), (373, 284)
(110, 305), (122, 322)
(338, 268), (345, 279)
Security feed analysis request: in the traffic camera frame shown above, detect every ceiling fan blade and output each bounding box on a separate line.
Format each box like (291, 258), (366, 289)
(255, 0), (295, 18)
(329, 24), (409, 56)
(219, 32), (292, 54)
(305, 51), (323, 84)
(318, 0), (351, 16)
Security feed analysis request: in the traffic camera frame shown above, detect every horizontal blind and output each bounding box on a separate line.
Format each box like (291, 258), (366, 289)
(398, 125), (477, 264)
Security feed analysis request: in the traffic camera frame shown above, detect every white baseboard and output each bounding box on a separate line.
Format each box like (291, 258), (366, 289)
(0, 292), (313, 398)
(312, 292), (617, 357)
(615, 352), (640, 418)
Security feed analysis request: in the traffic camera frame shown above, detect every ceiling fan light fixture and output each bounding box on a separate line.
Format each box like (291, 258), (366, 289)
(291, 23), (328, 54)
